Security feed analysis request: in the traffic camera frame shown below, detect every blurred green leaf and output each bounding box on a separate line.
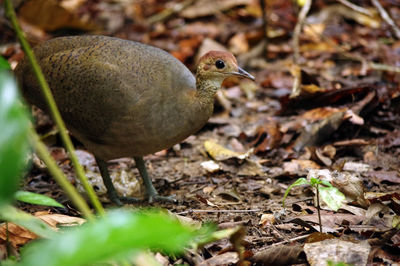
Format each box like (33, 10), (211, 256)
(0, 56), (10, 70)
(194, 226), (238, 248)
(392, 215), (400, 229)
(0, 257), (18, 266)
(20, 210), (205, 266)
(318, 186), (346, 211)
(282, 177), (309, 207)
(0, 205), (56, 238)
(15, 191), (64, 208)
(320, 180), (333, 187)
(310, 177), (320, 186)
(327, 261), (351, 266)
(0, 71), (31, 207)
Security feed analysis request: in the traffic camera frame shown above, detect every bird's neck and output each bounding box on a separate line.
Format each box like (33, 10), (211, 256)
(194, 75), (222, 105)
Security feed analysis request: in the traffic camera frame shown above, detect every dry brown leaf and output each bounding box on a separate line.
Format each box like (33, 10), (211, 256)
(0, 223), (38, 247)
(251, 119), (282, 153)
(0, 211), (86, 248)
(199, 252), (239, 266)
(331, 171), (369, 208)
(18, 0), (99, 32)
(301, 84), (328, 94)
(196, 38), (228, 62)
(296, 213), (364, 228)
(305, 232), (335, 243)
(363, 203), (394, 230)
(204, 140), (250, 161)
(304, 239), (370, 266)
(293, 109), (346, 151)
(229, 33), (249, 55)
(34, 212), (86, 228)
(301, 107), (347, 121)
(366, 170), (400, 184)
(259, 214), (276, 227)
(250, 245), (304, 265)
(283, 159), (321, 175)
(315, 147), (332, 166)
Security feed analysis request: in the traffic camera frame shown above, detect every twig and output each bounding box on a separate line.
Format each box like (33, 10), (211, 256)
(4, 0), (104, 216)
(304, 21), (400, 73)
(147, 0), (194, 24)
(259, 0), (269, 58)
(5, 222), (10, 258)
(31, 130), (95, 221)
(291, 0), (312, 98)
(369, 62), (400, 73)
(371, 0), (400, 39)
(336, 0), (373, 16)
(293, 0), (312, 64)
(270, 234), (310, 246)
(368, 228), (400, 246)
(316, 184), (322, 233)
(176, 209), (262, 215)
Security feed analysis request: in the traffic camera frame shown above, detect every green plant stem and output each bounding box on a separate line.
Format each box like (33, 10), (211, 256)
(316, 184), (322, 233)
(31, 130), (95, 221)
(4, 0), (104, 216)
(5, 222), (11, 258)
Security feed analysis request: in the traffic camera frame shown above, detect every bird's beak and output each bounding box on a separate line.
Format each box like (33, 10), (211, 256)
(232, 67), (255, 81)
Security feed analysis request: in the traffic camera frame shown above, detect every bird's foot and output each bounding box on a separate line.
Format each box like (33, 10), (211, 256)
(148, 194), (177, 204)
(108, 192), (124, 206)
(109, 195), (141, 206)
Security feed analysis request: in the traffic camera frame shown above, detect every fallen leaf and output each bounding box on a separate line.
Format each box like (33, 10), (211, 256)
(198, 251), (239, 266)
(19, 0), (99, 31)
(304, 239), (370, 266)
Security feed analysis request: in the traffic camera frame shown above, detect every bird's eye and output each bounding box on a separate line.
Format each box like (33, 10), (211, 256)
(215, 60), (225, 69)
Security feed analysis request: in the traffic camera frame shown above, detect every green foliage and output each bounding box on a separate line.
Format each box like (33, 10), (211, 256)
(0, 205), (56, 238)
(0, 256), (18, 266)
(0, 71), (31, 207)
(327, 261), (351, 266)
(20, 210), (210, 266)
(282, 177), (309, 207)
(282, 176), (345, 211)
(0, 56), (11, 70)
(318, 185), (346, 212)
(15, 191), (64, 208)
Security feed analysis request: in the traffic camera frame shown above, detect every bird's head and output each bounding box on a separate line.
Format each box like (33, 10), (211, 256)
(196, 51), (255, 83)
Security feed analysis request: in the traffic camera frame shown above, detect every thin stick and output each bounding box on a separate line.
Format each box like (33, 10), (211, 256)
(369, 62), (400, 72)
(371, 0), (400, 39)
(270, 234), (310, 246)
(176, 209), (262, 215)
(304, 21), (400, 73)
(337, 0), (373, 16)
(293, 0), (312, 64)
(31, 131), (95, 220)
(5, 222), (10, 258)
(259, 0), (269, 58)
(291, 0), (312, 98)
(147, 0), (194, 24)
(316, 184), (322, 233)
(4, 0), (104, 215)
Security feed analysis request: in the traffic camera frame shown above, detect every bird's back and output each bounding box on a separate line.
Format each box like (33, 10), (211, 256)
(16, 35), (202, 159)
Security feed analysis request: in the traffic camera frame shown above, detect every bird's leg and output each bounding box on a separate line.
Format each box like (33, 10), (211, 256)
(133, 156), (176, 203)
(95, 157), (141, 205)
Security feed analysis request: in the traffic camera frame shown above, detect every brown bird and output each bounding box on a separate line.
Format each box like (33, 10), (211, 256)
(16, 35), (255, 205)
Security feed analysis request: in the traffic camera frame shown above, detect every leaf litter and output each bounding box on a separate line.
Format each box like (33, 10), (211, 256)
(1, 0), (400, 264)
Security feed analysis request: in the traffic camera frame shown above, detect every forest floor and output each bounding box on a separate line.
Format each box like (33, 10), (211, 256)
(1, 0), (400, 265)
